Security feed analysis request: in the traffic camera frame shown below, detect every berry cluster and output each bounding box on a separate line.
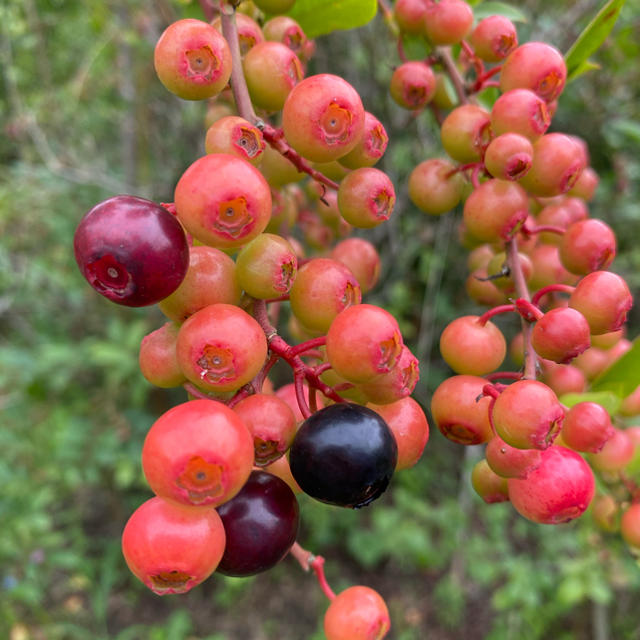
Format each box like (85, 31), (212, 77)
(390, 1), (637, 534)
(72, 2), (433, 636)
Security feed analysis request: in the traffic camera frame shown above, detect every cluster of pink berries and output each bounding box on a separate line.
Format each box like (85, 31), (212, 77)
(70, 2), (443, 637)
(389, 0), (638, 537)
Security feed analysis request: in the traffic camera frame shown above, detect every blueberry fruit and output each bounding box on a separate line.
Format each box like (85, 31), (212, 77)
(289, 403), (398, 508)
(74, 195), (189, 307)
(216, 471), (300, 577)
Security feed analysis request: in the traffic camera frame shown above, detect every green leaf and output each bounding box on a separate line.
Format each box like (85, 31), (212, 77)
(473, 2), (528, 22)
(287, 0), (377, 38)
(565, 0), (627, 79)
(559, 391), (622, 416)
(591, 338), (640, 398)
(567, 58), (601, 82)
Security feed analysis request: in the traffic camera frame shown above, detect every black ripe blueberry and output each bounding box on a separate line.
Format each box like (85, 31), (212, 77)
(290, 403), (398, 508)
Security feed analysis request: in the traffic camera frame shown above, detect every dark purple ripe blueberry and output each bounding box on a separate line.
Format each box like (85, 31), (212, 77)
(73, 195), (189, 307)
(216, 471), (300, 577)
(289, 403), (398, 508)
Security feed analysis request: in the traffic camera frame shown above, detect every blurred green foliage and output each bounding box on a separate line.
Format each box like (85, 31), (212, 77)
(2, 0), (640, 638)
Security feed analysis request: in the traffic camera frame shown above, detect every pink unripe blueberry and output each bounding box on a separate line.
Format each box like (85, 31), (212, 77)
(389, 61), (436, 110)
(441, 104), (491, 163)
(142, 399), (254, 507)
(158, 246), (241, 323)
(486, 435), (542, 479)
(588, 428), (634, 472)
(330, 237), (381, 294)
(360, 344), (419, 405)
(439, 315), (506, 375)
(423, 0), (474, 46)
(282, 74), (365, 162)
(569, 270), (633, 335)
(368, 397), (429, 471)
(591, 493), (619, 532)
(484, 133), (533, 181)
(243, 41), (303, 112)
(205, 116), (266, 165)
(471, 459), (509, 504)
(339, 111), (389, 169)
(531, 307), (591, 364)
(289, 257), (361, 333)
(154, 19), (232, 101)
(121, 496), (226, 595)
(463, 179), (529, 242)
(212, 13), (264, 57)
(568, 166), (599, 201)
(561, 401), (614, 453)
(176, 303), (267, 393)
(408, 157), (465, 215)
(621, 503), (640, 548)
(235, 233), (297, 299)
(518, 133), (586, 197)
(263, 16), (307, 57)
(430, 375), (493, 445)
(558, 218), (617, 275)
(175, 154), (272, 249)
(139, 322), (185, 388)
(337, 168), (396, 228)
(394, 0), (429, 36)
(470, 15), (518, 62)
(507, 445), (594, 524)
(490, 89), (551, 141)
(492, 380), (564, 450)
(541, 363), (587, 396)
(233, 393), (298, 466)
(326, 304), (403, 383)
(527, 245), (576, 291)
(324, 586), (390, 640)
(500, 41), (567, 102)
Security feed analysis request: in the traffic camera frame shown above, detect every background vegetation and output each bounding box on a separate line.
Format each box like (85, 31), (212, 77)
(1, 0), (640, 638)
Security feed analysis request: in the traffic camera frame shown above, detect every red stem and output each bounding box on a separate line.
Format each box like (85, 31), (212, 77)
(506, 238), (537, 380)
(531, 283), (576, 308)
(290, 336), (327, 357)
(525, 224), (566, 236)
(289, 542), (337, 601)
(484, 371), (524, 382)
(478, 304), (516, 325)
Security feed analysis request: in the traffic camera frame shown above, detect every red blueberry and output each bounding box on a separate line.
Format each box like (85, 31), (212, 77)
(174, 154), (272, 250)
(282, 74), (365, 162)
(569, 270), (633, 335)
(324, 586), (391, 640)
(531, 307), (591, 364)
(139, 322), (185, 389)
(470, 15), (518, 62)
(142, 399), (254, 507)
(325, 304), (403, 383)
(176, 303), (268, 393)
(233, 393), (298, 466)
(430, 375), (493, 445)
(499, 41), (567, 102)
(74, 195), (189, 307)
(121, 496), (226, 594)
(492, 380), (564, 450)
(154, 19), (232, 100)
(471, 459), (510, 504)
(439, 315), (506, 375)
(507, 445), (595, 524)
(368, 397), (429, 471)
(561, 401), (614, 453)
